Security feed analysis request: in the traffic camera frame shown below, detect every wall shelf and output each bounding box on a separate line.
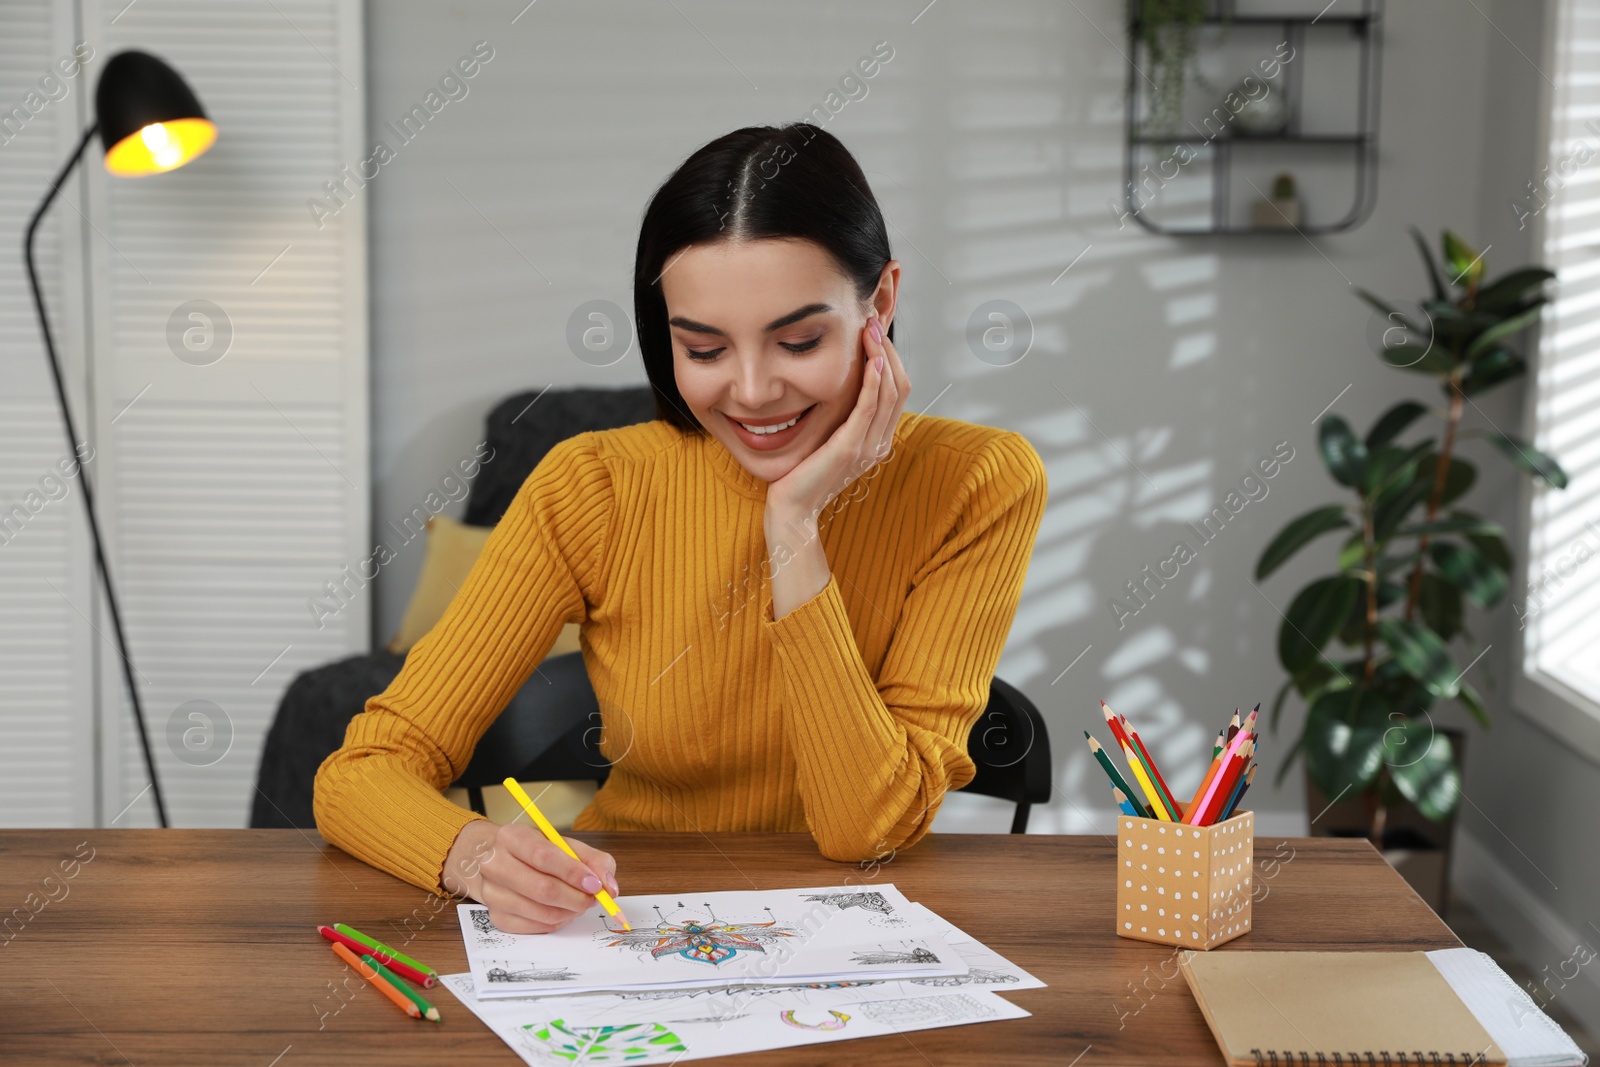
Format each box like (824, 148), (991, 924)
(1123, 0), (1384, 235)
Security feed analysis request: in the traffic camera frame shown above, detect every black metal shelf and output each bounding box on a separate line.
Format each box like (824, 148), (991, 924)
(1123, 0), (1384, 235)
(1132, 13), (1375, 27)
(1130, 133), (1366, 144)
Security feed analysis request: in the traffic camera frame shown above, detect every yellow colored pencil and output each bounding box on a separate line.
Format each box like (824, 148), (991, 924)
(1120, 742), (1172, 821)
(502, 778), (631, 931)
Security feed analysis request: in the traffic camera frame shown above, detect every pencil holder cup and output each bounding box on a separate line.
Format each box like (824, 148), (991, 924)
(1115, 809), (1253, 949)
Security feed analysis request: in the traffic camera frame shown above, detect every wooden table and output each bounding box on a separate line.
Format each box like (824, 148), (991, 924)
(0, 829), (1462, 1065)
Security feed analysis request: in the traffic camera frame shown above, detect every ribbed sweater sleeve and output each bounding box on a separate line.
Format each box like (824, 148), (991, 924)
(763, 432), (1048, 862)
(312, 433), (613, 894)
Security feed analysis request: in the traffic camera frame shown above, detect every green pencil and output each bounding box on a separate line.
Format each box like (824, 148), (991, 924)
(1084, 732), (1150, 818)
(333, 923), (435, 978)
(362, 953), (441, 1022)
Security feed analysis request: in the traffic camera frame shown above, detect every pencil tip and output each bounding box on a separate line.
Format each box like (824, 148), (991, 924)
(427, 1009), (441, 1022)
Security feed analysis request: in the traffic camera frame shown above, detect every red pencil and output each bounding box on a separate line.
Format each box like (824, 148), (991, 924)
(1099, 701), (1133, 750)
(318, 926), (436, 988)
(1116, 709), (1182, 821)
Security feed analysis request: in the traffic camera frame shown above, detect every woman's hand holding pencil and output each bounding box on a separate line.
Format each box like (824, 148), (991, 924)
(441, 793), (621, 935)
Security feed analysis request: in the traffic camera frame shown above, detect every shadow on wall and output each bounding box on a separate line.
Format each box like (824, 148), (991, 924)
(900, 3), (1319, 834)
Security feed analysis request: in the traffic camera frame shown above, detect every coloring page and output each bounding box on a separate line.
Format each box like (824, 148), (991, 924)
(458, 883), (965, 998)
(898, 901), (1046, 990)
(439, 972), (1030, 1065)
(475, 935), (1046, 1028)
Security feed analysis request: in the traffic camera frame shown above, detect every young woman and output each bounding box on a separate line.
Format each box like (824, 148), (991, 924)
(314, 123), (1047, 934)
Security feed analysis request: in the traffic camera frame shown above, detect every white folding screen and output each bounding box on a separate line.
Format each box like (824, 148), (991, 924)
(0, 1), (98, 826)
(2, 0), (370, 827)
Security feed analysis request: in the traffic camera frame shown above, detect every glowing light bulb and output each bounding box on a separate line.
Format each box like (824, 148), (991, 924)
(137, 123), (184, 169)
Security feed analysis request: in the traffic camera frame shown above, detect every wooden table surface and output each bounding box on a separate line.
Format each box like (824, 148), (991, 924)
(0, 829), (1461, 1066)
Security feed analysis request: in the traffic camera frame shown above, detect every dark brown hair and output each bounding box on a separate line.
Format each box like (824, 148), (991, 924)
(633, 123), (894, 433)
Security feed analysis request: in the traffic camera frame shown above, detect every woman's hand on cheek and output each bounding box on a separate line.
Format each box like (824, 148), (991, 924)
(765, 315), (910, 528)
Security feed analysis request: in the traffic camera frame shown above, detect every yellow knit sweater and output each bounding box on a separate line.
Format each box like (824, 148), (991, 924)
(314, 411), (1047, 895)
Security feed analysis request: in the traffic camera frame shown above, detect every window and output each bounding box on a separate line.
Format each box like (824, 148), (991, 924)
(1516, 0), (1600, 761)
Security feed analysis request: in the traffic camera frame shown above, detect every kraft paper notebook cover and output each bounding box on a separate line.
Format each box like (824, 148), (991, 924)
(1177, 950), (1508, 1066)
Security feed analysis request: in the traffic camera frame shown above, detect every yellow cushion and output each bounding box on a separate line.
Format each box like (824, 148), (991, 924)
(443, 780), (599, 831)
(387, 513), (582, 658)
(390, 513), (593, 824)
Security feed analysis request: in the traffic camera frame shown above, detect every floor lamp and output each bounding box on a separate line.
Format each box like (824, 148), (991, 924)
(22, 50), (218, 828)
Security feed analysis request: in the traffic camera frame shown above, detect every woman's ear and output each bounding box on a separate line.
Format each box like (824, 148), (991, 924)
(871, 260), (901, 332)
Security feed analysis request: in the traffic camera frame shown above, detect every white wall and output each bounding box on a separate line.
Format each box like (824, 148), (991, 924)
(360, 1), (1591, 870)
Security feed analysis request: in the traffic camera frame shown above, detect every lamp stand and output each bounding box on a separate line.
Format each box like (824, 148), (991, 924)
(23, 121), (169, 828)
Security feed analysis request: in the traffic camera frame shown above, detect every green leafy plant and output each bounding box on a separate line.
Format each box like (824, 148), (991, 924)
(1132, 0), (1209, 137)
(1255, 227), (1567, 845)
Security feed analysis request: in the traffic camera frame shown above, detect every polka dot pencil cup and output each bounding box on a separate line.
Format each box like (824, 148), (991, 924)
(1115, 809), (1253, 949)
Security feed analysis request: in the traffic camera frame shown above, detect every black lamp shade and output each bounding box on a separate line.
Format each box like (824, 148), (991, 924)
(95, 50), (216, 176)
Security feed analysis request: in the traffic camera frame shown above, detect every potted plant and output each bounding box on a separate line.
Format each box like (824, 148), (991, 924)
(1131, 0), (1210, 138)
(1251, 172), (1301, 229)
(1254, 227), (1568, 908)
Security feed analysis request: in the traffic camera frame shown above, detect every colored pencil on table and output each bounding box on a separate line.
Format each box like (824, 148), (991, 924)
(1084, 732), (1150, 818)
(317, 926), (436, 988)
(362, 953), (440, 1022)
(503, 777), (632, 931)
(332, 923), (436, 981)
(1104, 703), (1182, 820)
(1220, 764), (1259, 822)
(330, 941), (423, 1020)
(1113, 786), (1139, 817)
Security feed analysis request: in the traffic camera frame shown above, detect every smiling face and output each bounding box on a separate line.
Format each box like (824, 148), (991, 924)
(662, 237), (896, 483)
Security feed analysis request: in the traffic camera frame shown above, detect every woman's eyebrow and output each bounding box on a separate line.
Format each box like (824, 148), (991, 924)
(668, 302), (833, 337)
(763, 302), (832, 331)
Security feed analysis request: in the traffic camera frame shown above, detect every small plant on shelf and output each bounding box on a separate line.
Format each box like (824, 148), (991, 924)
(1131, 0), (1210, 138)
(1255, 227), (1567, 846)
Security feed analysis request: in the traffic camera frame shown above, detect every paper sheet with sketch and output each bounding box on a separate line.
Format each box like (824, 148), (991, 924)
(458, 884), (965, 998)
(489, 920), (1047, 1028)
(438, 971), (1031, 1065)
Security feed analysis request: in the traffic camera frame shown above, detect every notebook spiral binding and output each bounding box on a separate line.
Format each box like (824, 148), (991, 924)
(1248, 1052), (1493, 1065)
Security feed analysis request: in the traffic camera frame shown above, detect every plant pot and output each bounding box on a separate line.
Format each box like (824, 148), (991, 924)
(1303, 726), (1465, 917)
(1251, 196), (1301, 229)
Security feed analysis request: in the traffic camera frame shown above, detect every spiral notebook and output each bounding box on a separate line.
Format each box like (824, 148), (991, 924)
(1179, 949), (1588, 1067)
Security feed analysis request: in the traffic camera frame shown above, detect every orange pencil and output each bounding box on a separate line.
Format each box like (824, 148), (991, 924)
(330, 941), (422, 1020)
(1181, 750), (1224, 824)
